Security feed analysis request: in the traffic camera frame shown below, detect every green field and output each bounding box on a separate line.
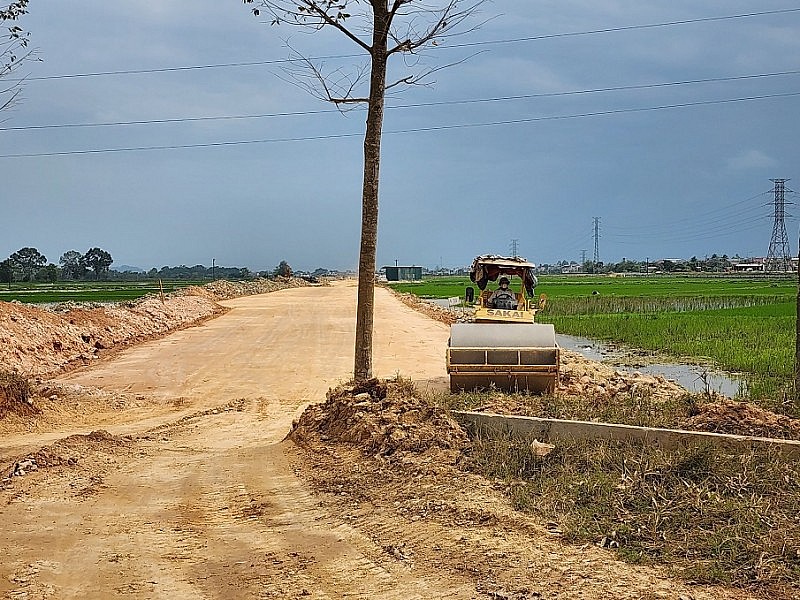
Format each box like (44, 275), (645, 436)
(390, 274), (795, 299)
(390, 274), (798, 403)
(0, 280), (203, 304)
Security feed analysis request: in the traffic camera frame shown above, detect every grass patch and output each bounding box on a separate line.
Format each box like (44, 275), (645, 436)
(434, 389), (701, 430)
(541, 311), (794, 377)
(465, 433), (800, 596)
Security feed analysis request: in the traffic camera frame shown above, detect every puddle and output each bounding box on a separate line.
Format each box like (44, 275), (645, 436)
(557, 334), (743, 397)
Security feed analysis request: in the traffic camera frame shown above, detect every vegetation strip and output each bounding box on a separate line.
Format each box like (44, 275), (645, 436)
(465, 430), (800, 596)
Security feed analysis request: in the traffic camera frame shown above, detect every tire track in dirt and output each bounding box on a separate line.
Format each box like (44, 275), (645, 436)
(1, 283), (471, 599)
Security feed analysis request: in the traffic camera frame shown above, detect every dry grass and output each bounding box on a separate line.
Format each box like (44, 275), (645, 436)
(465, 432), (800, 597)
(435, 388), (700, 429)
(0, 370), (37, 418)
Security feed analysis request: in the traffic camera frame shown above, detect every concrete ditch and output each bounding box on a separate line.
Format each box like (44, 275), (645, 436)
(453, 410), (800, 457)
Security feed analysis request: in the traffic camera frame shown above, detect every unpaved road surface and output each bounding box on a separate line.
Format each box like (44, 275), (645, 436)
(0, 282), (758, 599)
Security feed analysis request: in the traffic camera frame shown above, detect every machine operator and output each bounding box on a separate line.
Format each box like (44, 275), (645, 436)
(487, 276), (518, 309)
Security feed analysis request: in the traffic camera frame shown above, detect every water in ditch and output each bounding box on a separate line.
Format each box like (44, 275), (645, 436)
(557, 333), (744, 397)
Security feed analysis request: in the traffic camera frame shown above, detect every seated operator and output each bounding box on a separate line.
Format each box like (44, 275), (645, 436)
(487, 276), (518, 309)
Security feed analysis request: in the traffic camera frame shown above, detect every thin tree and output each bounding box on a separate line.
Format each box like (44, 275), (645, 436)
(244, 0), (483, 381)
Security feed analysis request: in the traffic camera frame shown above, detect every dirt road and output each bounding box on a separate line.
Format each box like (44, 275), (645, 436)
(1, 282), (472, 599)
(0, 282), (758, 599)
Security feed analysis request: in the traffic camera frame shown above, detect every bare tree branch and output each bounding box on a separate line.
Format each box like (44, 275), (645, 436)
(389, 1), (486, 55)
(1, 1), (33, 114)
(245, 0), (486, 105)
(279, 45), (369, 106)
(244, 0), (372, 52)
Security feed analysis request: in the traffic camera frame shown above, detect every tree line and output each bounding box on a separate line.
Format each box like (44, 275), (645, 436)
(1, 247), (113, 284)
(0, 246), (296, 284)
(539, 254), (749, 275)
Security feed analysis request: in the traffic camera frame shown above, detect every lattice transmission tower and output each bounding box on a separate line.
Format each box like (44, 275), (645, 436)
(592, 217), (601, 265)
(765, 179), (792, 272)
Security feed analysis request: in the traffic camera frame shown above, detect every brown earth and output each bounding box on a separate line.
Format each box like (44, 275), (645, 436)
(0, 280), (785, 599)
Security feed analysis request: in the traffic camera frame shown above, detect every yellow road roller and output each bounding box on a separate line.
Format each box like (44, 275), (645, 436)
(446, 255), (559, 393)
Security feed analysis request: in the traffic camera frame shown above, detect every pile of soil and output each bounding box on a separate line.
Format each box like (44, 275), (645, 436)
(558, 349), (686, 401)
(31, 430), (128, 467)
(0, 278), (308, 378)
(389, 290), (458, 325)
(288, 378), (468, 457)
(684, 399), (800, 439)
(183, 276), (312, 300)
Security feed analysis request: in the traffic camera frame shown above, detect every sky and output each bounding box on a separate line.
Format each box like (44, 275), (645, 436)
(1, 1), (799, 272)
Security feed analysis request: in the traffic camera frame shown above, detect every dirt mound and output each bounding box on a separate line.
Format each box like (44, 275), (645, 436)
(183, 276), (310, 301)
(684, 399), (800, 439)
(0, 294), (224, 377)
(2, 429), (130, 480)
(388, 290), (459, 325)
(35, 429), (127, 465)
(558, 349), (686, 401)
(288, 378), (468, 456)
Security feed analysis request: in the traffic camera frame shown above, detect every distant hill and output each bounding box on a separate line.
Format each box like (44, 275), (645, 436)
(115, 265), (146, 273)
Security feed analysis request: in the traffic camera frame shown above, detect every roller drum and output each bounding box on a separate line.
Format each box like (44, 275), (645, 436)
(447, 323), (559, 394)
(449, 323), (556, 349)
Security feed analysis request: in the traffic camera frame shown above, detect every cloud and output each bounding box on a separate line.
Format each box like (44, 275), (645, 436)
(726, 149), (777, 170)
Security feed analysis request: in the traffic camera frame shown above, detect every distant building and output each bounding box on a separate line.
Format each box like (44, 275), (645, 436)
(732, 262), (765, 272)
(733, 257), (798, 272)
(384, 265), (423, 281)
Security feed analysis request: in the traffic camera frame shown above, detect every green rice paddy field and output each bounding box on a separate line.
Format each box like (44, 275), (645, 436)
(391, 275), (798, 404)
(0, 280), (201, 304)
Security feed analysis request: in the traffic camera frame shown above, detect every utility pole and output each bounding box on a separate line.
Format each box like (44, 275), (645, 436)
(510, 239), (519, 258)
(765, 179), (792, 272)
(212, 258), (216, 280)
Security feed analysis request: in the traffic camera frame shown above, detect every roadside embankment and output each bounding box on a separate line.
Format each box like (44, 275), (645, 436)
(0, 277), (309, 378)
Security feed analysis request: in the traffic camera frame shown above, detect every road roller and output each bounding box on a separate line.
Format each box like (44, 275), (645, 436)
(446, 255), (560, 393)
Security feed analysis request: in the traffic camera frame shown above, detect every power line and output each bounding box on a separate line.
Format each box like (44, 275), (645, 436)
(450, 8), (800, 49)
(608, 206), (776, 244)
(4, 69), (798, 132)
(2, 90), (797, 158)
(7, 8), (800, 83)
(605, 191), (771, 232)
(604, 192), (774, 239)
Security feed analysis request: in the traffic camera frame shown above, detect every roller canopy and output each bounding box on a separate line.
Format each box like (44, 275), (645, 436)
(469, 255), (538, 296)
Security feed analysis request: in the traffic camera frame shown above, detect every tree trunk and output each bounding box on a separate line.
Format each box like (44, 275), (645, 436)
(353, 4), (389, 382)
